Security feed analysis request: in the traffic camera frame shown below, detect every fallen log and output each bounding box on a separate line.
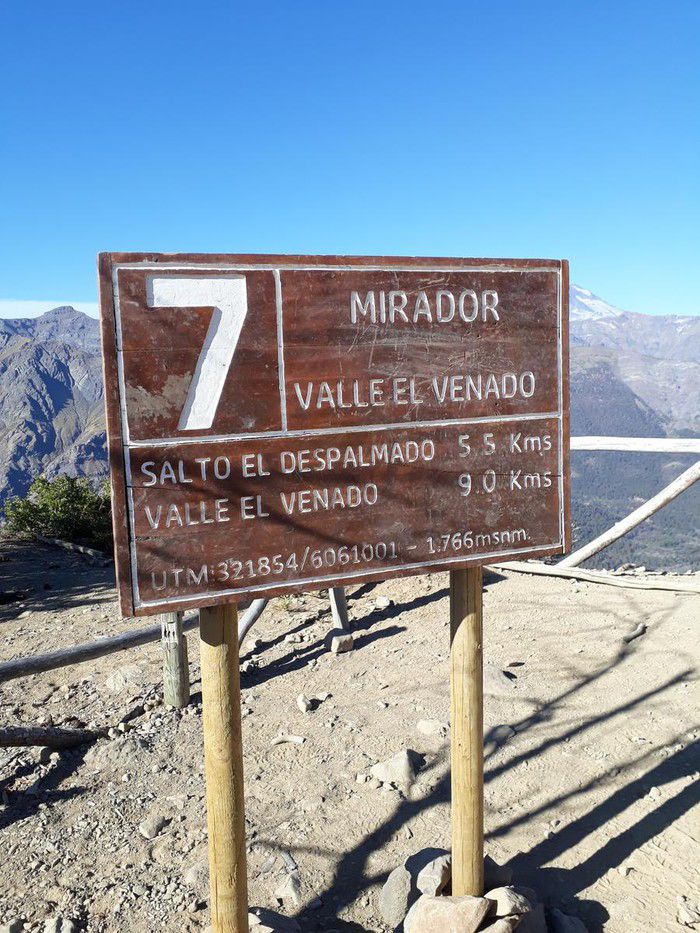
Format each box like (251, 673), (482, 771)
(492, 560), (699, 594)
(0, 726), (108, 749)
(0, 599), (268, 684)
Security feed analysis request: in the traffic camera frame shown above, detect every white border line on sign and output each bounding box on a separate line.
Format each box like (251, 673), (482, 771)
(273, 269), (288, 432)
(127, 410), (562, 448)
(137, 539), (566, 608)
(111, 262), (565, 610)
(114, 262), (560, 273)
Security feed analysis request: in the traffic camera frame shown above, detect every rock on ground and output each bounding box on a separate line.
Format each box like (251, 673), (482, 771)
(104, 663), (147, 693)
(480, 920), (520, 932)
(379, 864), (412, 927)
(370, 749), (422, 786)
(404, 894), (491, 933)
(677, 896), (700, 928)
(483, 663), (516, 695)
(248, 907), (301, 931)
(416, 852), (452, 896)
(138, 811), (169, 839)
(485, 885), (532, 918)
(549, 907), (589, 932)
(327, 630), (354, 653)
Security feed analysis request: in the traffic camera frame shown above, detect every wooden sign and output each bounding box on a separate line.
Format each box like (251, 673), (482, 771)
(99, 254), (570, 617)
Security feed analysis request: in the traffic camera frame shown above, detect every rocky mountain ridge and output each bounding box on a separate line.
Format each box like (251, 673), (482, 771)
(0, 289), (697, 568)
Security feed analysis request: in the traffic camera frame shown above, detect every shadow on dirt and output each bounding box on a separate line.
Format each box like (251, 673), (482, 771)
(0, 744), (89, 833)
(0, 539), (114, 624)
(252, 641), (696, 932)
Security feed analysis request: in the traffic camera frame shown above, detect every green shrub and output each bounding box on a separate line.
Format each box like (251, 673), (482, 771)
(3, 476), (112, 550)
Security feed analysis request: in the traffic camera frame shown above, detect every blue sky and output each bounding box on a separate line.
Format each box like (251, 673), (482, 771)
(1, 1), (698, 318)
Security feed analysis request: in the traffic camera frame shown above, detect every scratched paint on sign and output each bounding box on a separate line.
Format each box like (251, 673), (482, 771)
(99, 254), (571, 617)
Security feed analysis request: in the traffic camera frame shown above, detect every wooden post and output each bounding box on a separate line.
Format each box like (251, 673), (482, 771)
(199, 604), (249, 933)
(450, 566), (484, 897)
(162, 611), (190, 708)
(329, 587), (350, 631)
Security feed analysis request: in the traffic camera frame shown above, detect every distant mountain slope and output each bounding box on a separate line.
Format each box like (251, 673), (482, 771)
(0, 290), (697, 569)
(0, 307), (106, 507)
(568, 290), (698, 570)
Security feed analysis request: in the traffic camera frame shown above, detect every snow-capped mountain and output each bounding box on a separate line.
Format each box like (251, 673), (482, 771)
(569, 285), (624, 321)
(0, 291), (697, 568)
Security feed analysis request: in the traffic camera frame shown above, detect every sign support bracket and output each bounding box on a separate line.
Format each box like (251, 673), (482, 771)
(450, 566), (485, 896)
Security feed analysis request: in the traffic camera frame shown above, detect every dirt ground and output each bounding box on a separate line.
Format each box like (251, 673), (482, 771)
(0, 538), (698, 932)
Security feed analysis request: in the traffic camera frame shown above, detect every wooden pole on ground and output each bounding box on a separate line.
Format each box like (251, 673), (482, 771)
(450, 566), (484, 897)
(162, 611), (190, 708)
(199, 604), (249, 933)
(329, 587), (350, 631)
(559, 459), (700, 568)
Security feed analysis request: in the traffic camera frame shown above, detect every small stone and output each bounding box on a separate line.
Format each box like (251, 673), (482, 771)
(549, 907), (589, 932)
(416, 719), (448, 738)
(379, 864), (412, 928)
(44, 922), (77, 933)
(677, 896), (700, 927)
(483, 663), (516, 695)
(370, 749), (422, 786)
(623, 622), (647, 644)
(416, 853), (452, 896)
(270, 733), (305, 746)
(480, 920), (520, 933)
(1, 922), (24, 933)
(139, 812), (169, 839)
(183, 853), (208, 889)
(375, 595), (392, 610)
(105, 663), (147, 693)
(485, 886), (532, 918)
(404, 894), (491, 933)
(296, 693), (313, 713)
(275, 871), (302, 906)
(328, 630), (354, 654)
(249, 910), (301, 932)
(490, 724), (516, 743)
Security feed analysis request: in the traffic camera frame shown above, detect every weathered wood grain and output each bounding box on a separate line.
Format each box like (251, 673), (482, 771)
(450, 566), (484, 896)
(199, 604), (249, 932)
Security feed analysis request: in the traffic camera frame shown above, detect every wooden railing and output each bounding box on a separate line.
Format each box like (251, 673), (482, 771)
(561, 436), (700, 568)
(1, 436), (697, 697)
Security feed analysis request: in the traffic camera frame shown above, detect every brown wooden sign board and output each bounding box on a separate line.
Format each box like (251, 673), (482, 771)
(99, 254), (571, 617)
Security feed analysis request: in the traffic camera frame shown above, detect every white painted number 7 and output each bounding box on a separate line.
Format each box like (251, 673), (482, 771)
(147, 276), (248, 431)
